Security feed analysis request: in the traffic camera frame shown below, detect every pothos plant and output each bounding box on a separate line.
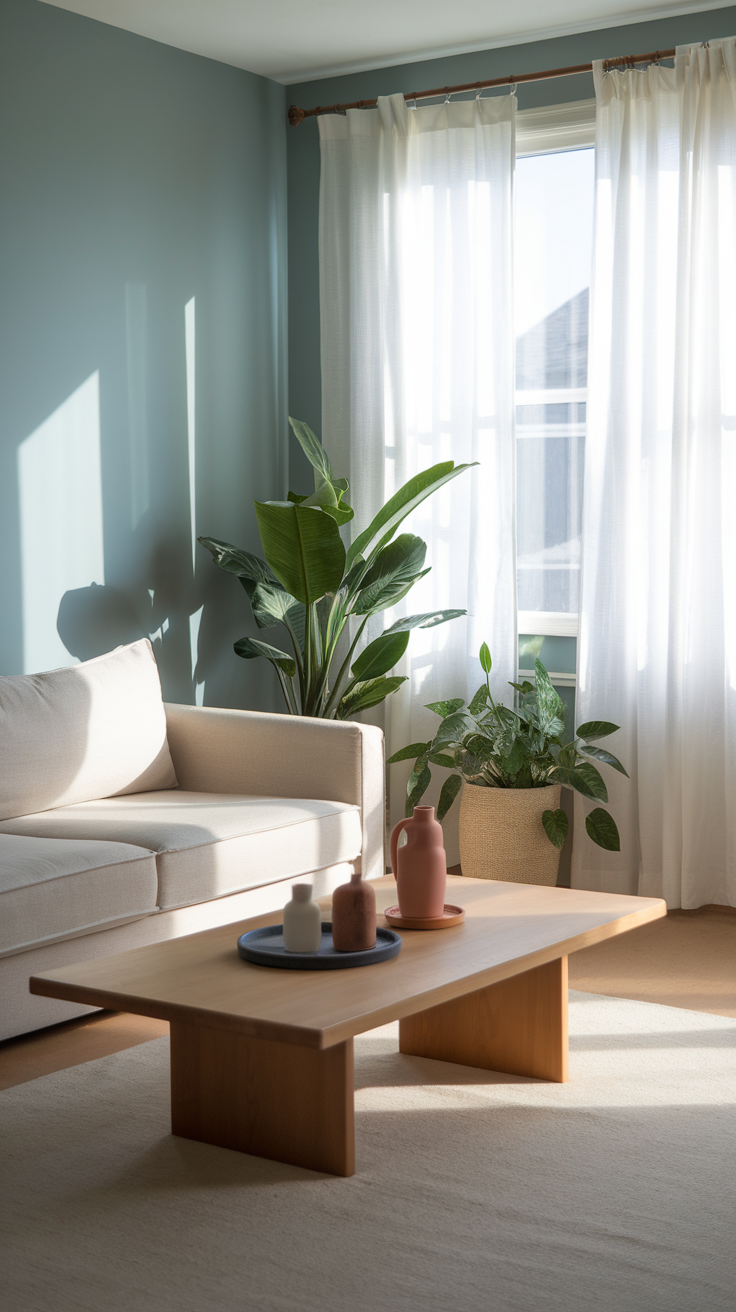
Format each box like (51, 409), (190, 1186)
(199, 418), (474, 719)
(388, 643), (628, 851)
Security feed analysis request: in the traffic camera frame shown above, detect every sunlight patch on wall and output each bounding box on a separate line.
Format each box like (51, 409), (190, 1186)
(18, 372), (105, 674)
(126, 282), (149, 529)
(185, 297), (196, 574)
(189, 603), (205, 706)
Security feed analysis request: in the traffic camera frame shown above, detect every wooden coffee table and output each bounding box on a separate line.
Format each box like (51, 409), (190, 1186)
(30, 875), (664, 1177)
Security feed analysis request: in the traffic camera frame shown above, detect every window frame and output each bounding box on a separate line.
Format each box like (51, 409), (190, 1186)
(515, 98), (596, 642)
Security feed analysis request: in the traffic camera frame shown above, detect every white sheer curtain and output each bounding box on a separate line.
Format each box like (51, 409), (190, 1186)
(575, 41), (736, 907)
(319, 93), (517, 854)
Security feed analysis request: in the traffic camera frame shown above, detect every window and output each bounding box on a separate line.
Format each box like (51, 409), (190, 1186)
(514, 100), (596, 640)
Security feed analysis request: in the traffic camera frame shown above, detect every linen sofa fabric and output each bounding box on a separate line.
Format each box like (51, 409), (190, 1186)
(164, 704), (386, 882)
(0, 791), (362, 910)
(0, 833), (157, 958)
(0, 639), (177, 822)
(0, 682), (385, 1041)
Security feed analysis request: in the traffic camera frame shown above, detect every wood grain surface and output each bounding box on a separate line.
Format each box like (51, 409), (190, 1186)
(400, 957), (569, 1082)
(170, 1021), (355, 1175)
(30, 876), (665, 1049)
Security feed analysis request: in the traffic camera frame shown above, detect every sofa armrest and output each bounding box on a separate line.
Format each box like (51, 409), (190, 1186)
(164, 704), (385, 882)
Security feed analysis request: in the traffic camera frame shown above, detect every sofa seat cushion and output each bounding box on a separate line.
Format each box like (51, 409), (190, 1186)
(0, 791), (363, 911)
(0, 833), (158, 957)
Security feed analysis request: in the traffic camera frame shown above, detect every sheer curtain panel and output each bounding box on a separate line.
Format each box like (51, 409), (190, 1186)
(575, 42), (736, 907)
(319, 93), (517, 852)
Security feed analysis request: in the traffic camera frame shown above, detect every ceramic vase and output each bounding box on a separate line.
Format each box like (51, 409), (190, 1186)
(282, 884), (322, 952)
(390, 805), (447, 919)
(331, 872), (376, 951)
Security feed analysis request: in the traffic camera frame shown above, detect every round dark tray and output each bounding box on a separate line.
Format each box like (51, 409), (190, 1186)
(237, 923), (401, 970)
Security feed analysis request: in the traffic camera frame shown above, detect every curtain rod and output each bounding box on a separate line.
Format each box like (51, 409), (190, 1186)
(287, 47), (676, 126)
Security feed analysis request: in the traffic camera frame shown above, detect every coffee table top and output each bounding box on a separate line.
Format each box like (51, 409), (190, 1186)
(31, 875), (665, 1049)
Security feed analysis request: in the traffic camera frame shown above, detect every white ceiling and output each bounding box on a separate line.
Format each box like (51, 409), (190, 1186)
(39, 1), (733, 84)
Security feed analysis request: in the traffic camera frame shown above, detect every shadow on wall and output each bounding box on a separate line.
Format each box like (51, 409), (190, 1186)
(57, 584), (144, 662)
(0, 0), (287, 712)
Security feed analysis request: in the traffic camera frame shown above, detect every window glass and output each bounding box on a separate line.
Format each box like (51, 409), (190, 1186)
(515, 147), (595, 617)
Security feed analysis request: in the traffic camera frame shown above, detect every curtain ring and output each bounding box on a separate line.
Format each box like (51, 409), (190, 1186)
(509, 82), (517, 96)
(444, 92), (452, 104)
(410, 96), (417, 110)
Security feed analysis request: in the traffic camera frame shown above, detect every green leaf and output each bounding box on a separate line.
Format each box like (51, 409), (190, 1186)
(383, 609), (466, 635)
(542, 808), (569, 850)
(248, 582), (301, 631)
(406, 758), (432, 814)
(254, 501), (346, 606)
(351, 630), (410, 682)
(322, 500), (354, 527)
(288, 417), (333, 489)
(509, 680), (535, 695)
(467, 684), (490, 715)
(503, 736), (529, 777)
(550, 763), (608, 803)
(479, 642), (492, 675)
(346, 461), (477, 569)
(576, 720), (620, 741)
(233, 636), (296, 677)
(337, 675), (407, 718)
(432, 710), (478, 751)
(437, 774), (462, 821)
(425, 698), (465, 719)
(534, 658), (565, 730)
(429, 752), (456, 768)
(300, 480), (354, 526)
(573, 761), (608, 802)
(407, 753), (429, 794)
(353, 534), (427, 615)
(198, 537), (275, 584)
(387, 741), (431, 765)
(579, 744), (629, 777)
(585, 808), (621, 851)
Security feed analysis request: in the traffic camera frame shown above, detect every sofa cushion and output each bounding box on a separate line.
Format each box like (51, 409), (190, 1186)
(0, 639), (177, 822)
(0, 791), (363, 910)
(0, 833), (158, 958)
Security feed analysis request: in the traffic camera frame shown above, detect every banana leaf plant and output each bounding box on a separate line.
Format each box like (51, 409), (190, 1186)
(199, 418), (474, 718)
(388, 643), (628, 851)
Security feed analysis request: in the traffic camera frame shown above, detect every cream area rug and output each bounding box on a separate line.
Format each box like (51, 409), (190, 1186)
(2, 992), (735, 1312)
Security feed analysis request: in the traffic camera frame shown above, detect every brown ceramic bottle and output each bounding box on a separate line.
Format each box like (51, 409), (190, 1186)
(390, 805), (447, 918)
(331, 872), (377, 952)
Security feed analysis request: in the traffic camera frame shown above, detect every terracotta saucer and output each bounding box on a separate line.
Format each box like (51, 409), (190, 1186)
(383, 904), (465, 930)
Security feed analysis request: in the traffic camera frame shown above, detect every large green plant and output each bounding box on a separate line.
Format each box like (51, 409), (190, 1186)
(199, 419), (474, 718)
(388, 643), (628, 851)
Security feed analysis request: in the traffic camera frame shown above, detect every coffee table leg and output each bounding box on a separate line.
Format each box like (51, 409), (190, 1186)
(169, 1021), (355, 1175)
(399, 956), (568, 1082)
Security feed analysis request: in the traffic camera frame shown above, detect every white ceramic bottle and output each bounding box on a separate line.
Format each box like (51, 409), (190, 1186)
(282, 884), (322, 952)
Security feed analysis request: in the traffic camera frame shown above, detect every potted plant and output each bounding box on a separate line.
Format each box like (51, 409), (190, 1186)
(199, 419), (474, 718)
(388, 643), (628, 885)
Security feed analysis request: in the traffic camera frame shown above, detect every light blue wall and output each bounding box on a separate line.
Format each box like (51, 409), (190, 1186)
(0, 0), (288, 709)
(287, 3), (736, 483)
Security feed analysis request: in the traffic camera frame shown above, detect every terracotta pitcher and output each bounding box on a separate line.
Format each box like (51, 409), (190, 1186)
(390, 805), (447, 919)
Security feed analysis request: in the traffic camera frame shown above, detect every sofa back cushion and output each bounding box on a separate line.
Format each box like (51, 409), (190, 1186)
(0, 639), (178, 821)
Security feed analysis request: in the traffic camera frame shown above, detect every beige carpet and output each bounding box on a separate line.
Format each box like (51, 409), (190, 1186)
(2, 991), (735, 1312)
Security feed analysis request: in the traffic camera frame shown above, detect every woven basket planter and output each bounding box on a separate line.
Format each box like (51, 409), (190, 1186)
(458, 782), (562, 886)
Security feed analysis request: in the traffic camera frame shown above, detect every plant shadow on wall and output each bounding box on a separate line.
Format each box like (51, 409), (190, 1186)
(199, 420), (475, 718)
(57, 584), (145, 662)
(389, 645), (628, 884)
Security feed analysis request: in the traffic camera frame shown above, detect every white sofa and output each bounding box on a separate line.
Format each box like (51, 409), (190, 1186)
(0, 640), (385, 1041)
